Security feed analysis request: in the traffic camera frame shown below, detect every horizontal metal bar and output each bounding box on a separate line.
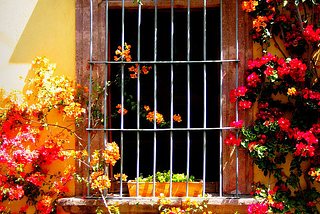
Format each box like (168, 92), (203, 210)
(88, 59), (240, 64)
(86, 127), (236, 131)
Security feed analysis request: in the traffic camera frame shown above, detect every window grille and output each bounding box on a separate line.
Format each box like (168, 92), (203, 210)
(86, 0), (240, 198)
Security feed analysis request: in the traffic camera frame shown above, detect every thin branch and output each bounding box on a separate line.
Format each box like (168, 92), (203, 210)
(25, 117), (83, 141)
(295, 4), (305, 35)
(272, 34), (287, 58)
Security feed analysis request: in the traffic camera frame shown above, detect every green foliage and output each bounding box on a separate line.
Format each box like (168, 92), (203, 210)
(136, 171), (195, 183)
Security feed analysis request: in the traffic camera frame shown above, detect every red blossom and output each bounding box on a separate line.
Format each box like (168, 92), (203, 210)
(230, 120), (243, 129)
(238, 100), (252, 110)
(277, 118), (291, 131)
(246, 72), (261, 87)
(225, 132), (241, 146)
(247, 203), (268, 214)
(248, 142), (257, 152)
(294, 143), (315, 157)
(303, 25), (320, 42)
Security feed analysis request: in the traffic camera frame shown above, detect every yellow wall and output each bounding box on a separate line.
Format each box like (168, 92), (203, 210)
(0, 0), (75, 91)
(0, 0), (75, 213)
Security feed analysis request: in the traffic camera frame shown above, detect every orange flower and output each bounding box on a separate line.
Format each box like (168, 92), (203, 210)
(77, 83), (81, 89)
(253, 16), (268, 32)
(142, 66), (149, 74)
(130, 74), (137, 79)
(114, 173), (128, 181)
(144, 105), (150, 111)
(116, 104), (128, 115)
(173, 114), (182, 123)
(242, 0), (258, 12)
(102, 142), (120, 166)
(147, 111), (164, 124)
(83, 87), (89, 93)
(128, 66), (136, 72)
(114, 43), (132, 62)
(91, 174), (111, 190)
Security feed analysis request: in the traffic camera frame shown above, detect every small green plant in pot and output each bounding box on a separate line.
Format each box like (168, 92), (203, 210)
(128, 171), (202, 197)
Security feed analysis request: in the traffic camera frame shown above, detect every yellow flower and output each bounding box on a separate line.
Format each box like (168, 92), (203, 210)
(287, 87), (297, 96)
(114, 173), (128, 181)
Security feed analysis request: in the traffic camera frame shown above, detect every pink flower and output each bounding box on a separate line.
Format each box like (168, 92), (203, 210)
(230, 120), (243, 129)
(277, 118), (290, 131)
(246, 72), (261, 87)
(294, 143), (315, 157)
(247, 203), (268, 214)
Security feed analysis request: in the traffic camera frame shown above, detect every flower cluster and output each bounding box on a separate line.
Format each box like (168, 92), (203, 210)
(157, 194), (212, 214)
(146, 111), (165, 124)
(303, 25), (320, 42)
(226, 1), (320, 211)
(128, 64), (152, 79)
(114, 43), (132, 62)
(242, 0), (258, 12)
(87, 142), (122, 194)
(111, 44), (182, 128)
(0, 57), (81, 214)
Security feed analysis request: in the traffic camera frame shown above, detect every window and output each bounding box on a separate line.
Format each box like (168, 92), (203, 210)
(75, 0), (253, 197)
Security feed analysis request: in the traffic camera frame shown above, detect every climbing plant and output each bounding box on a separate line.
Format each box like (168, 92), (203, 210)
(228, 0), (320, 213)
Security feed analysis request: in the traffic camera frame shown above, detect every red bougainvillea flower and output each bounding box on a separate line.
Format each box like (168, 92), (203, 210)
(238, 100), (252, 110)
(247, 203), (268, 214)
(225, 132), (241, 146)
(246, 72), (261, 88)
(230, 120), (243, 129)
(294, 143), (315, 157)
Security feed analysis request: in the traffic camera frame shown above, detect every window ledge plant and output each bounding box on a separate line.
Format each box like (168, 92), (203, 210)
(127, 171), (202, 197)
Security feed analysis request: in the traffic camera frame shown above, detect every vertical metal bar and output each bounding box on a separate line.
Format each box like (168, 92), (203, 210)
(186, 0), (191, 197)
(219, 0), (223, 197)
(104, 0), (109, 197)
(235, 0), (239, 198)
(136, 2), (142, 197)
(87, 0), (94, 197)
(153, 0), (158, 198)
(202, 0), (207, 197)
(120, 0), (125, 197)
(169, 0), (174, 197)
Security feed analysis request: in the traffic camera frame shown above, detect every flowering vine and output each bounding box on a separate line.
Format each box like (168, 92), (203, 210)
(227, 0), (320, 213)
(0, 57), (85, 213)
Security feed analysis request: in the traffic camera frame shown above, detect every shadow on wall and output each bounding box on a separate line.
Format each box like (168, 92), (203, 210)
(9, 0), (75, 77)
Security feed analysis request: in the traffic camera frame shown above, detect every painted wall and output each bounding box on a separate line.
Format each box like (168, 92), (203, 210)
(0, 0), (75, 213)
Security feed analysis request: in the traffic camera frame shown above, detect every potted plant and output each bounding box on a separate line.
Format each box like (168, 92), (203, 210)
(127, 171), (203, 197)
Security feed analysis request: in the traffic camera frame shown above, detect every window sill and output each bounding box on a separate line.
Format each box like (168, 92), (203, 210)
(58, 196), (255, 214)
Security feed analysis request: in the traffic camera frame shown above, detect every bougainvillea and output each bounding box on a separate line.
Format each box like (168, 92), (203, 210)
(227, 0), (320, 213)
(0, 57), (85, 213)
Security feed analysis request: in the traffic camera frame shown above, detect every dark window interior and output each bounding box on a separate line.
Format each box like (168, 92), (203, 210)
(108, 8), (221, 187)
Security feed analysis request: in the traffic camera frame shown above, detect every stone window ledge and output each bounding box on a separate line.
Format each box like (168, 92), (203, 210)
(58, 196), (255, 214)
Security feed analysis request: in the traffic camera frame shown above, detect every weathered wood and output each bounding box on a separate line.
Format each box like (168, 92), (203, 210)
(107, 0), (220, 9)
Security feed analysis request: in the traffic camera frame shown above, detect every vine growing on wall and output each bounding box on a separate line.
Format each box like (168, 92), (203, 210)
(0, 57), (85, 213)
(228, 0), (320, 213)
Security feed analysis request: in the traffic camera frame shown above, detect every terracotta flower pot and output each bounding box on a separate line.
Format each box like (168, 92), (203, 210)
(127, 181), (203, 197)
